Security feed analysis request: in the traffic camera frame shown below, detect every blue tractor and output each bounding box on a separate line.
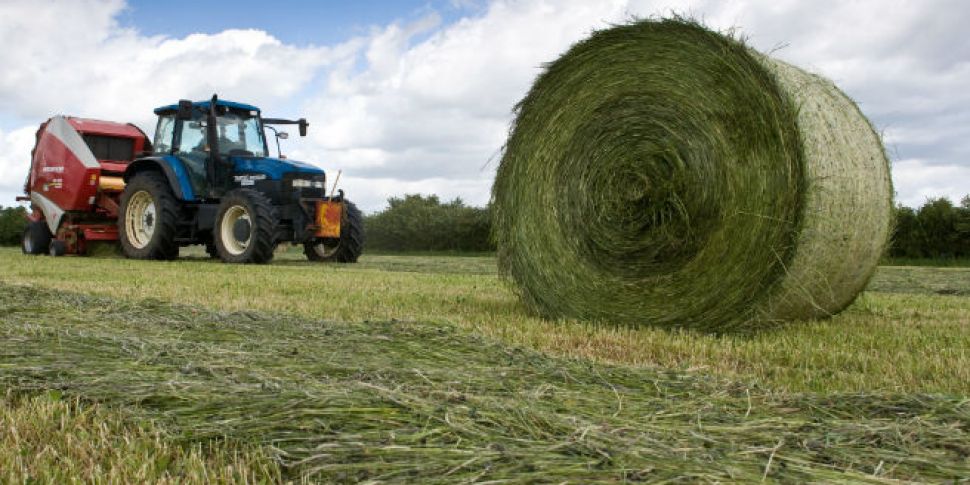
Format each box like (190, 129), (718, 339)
(118, 95), (363, 264)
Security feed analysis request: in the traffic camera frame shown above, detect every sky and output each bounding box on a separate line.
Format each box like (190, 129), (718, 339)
(0, 0), (967, 212)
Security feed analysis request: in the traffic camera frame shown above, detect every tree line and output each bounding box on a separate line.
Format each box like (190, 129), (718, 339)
(364, 194), (494, 252)
(889, 196), (970, 259)
(367, 194), (970, 258)
(3, 195), (970, 259)
(0, 206), (27, 246)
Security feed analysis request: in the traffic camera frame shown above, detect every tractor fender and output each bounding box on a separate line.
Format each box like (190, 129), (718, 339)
(124, 156), (195, 201)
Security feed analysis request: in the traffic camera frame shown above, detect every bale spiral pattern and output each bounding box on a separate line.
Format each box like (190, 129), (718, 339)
(492, 20), (892, 330)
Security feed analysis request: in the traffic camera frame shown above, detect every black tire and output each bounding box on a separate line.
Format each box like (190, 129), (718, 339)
(204, 242), (219, 259)
(214, 189), (278, 264)
(304, 200), (364, 263)
(118, 171), (180, 260)
(22, 221), (52, 255)
(49, 240), (67, 257)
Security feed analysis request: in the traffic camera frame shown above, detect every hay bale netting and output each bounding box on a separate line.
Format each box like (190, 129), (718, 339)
(491, 19), (893, 331)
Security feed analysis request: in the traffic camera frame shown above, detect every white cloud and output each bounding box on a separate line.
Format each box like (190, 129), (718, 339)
(0, 0), (338, 128)
(1, 0), (968, 213)
(338, 175), (493, 212)
(301, 0), (630, 211)
(892, 159), (970, 208)
(0, 126), (37, 203)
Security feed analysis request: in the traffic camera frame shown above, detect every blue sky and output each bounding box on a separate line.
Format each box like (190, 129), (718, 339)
(0, 0), (968, 212)
(120, 0), (481, 46)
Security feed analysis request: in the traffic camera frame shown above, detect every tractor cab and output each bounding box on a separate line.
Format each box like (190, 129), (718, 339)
(150, 97), (316, 201)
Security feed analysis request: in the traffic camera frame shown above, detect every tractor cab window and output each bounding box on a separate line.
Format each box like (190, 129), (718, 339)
(154, 114), (175, 153)
(176, 119), (207, 154)
(174, 114), (210, 197)
(216, 112), (267, 157)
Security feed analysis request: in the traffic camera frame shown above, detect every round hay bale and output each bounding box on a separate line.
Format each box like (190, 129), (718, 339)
(491, 19), (892, 331)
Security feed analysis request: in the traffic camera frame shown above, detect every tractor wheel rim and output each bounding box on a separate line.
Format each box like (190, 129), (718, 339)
(23, 231), (32, 253)
(125, 191), (156, 249)
(221, 205), (252, 256)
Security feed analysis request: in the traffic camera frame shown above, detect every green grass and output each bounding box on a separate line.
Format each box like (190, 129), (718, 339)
(882, 257), (970, 268)
(0, 247), (966, 394)
(0, 248), (968, 482)
(1, 391), (281, 484)
(1, 282), (967, 482)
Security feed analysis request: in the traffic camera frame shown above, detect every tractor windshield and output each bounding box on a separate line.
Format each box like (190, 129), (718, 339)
(215, 112), (267, 157)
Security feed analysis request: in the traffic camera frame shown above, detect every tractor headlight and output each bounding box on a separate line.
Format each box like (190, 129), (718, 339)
(291, 178), (325, 189)
(289, 175), (326, 192)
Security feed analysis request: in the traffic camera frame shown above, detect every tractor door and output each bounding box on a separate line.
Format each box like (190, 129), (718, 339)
(171, 114), (211, 198)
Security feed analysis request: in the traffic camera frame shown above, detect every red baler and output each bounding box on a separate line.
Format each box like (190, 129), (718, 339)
(20, 116), (150, 255)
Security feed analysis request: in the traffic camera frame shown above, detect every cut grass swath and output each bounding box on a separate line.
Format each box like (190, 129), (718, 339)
(0, 391), (281, 483)
(492, 19), (893, 330)
(1, 284), (966, 482)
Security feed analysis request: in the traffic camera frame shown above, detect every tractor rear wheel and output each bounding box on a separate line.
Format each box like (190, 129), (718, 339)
(214, 189), (278, 264)
(304, 200), (364, 263)
(118, 171), (180, 260)
(22, 221), (52, 255)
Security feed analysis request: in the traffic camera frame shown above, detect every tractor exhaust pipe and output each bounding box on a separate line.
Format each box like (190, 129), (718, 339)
(206, 94), (222, 196)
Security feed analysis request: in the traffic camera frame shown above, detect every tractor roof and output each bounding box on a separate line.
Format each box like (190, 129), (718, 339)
(154, 99), (260, 115)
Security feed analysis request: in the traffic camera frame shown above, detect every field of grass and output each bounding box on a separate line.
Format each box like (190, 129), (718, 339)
(0, 246), (968, 482)
(1, 392), (280, 483)
(882, 256), (970, 268)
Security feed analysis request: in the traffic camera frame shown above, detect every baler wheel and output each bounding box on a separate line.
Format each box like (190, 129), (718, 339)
(118, 172), (179, 260)
(22, 221), (52, 255)
(304, 200), (364, 263)
(49, 240), (67, 257)
(214, 189), (278, 264)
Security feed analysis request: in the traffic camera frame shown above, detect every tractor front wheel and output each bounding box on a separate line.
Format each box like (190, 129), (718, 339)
(22, 221), (52, 255)
(118, 171), (180, 260)
(304, 200), (364, 263)
(214, 189), (278, 264)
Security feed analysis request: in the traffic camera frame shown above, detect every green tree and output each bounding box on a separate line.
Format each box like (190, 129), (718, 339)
(364, 194), (493, 252)
(916, 197), (960, 258)
(0, 206), (28, 246)
(955, 196), (970, 256)
(890, 205), (923, 258)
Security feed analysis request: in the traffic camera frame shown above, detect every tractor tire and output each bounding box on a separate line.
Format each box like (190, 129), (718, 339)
(304, 200), (364, 263)
(49, 240), (67, 257)
(22, 221), (52, 255)
(205, 242), (219, 259)
(118, 171), (180, 260)
(213, 189), (278, 264)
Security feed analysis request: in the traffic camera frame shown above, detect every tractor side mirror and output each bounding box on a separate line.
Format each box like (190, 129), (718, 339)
(277, 132), (289, 140)
(177, 100), (193, 120)
(298, 118), (308, 137)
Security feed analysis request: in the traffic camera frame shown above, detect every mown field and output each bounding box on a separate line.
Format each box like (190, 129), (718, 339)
(1, 246), (968, 482)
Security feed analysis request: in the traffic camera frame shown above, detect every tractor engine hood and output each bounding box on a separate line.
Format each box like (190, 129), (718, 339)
(230, 156), (325, 180)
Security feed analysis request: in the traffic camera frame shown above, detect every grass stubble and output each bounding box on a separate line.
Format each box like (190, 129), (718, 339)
(1, 279), (968, 482)
(2, 248), (966, 395)
(1, 391), (281, 484)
